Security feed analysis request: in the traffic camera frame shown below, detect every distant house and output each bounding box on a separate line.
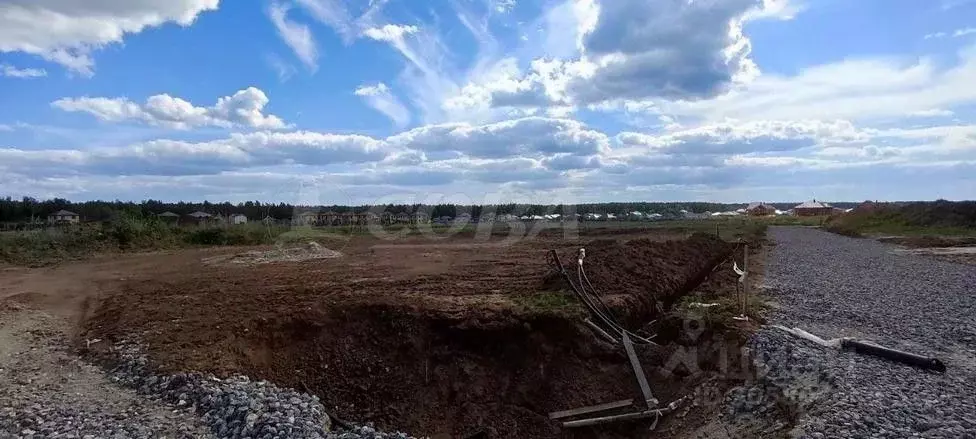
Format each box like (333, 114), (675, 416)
(296, 211), (318, 226)
(156, 211), (180, 223)
(745, 202), (775, 216)
(231, 214), (248, 225)
(48, 209), (80, 224)
(186, 211), (214, 225)
(793, 200), (834, 217)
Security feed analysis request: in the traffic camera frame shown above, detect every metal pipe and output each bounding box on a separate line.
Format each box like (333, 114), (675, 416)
(840, 339), (946, 372)
(562, 410), (659, 428)
(562, 395), (690, 428)
(549, 399), (634, 420)
(584, 318), (619, 344)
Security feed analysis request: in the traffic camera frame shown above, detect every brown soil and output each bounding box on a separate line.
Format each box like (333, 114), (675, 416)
(73, 228), (759, 439)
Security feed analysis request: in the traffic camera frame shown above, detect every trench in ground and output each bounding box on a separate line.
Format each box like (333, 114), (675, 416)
(83, 233), (770, 438)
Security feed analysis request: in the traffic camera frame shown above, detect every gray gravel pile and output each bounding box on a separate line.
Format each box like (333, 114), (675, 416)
(104, 342), (414, 439)
(0, 314), (214, 439)
(731, 227), (976, 438)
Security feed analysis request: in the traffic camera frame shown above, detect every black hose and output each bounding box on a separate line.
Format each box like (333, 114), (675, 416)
(840, 339), (947, 372)
(548, 249), (654, 345)
(579, 264), (620, 322)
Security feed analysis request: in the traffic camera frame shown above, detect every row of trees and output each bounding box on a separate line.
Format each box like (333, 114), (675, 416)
(1, 196), (860, 224)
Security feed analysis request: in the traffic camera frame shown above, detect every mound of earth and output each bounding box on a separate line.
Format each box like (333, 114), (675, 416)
(828, 200), (976, 233)
(203, 241), (343, 265)
(568, 234), (732, 314)
(83, 233), (740, 438)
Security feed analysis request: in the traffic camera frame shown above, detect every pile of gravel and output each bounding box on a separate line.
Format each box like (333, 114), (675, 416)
(0, 314), (214, 439)
(728, 227), (976, 438)
(104, 342), (413, 439)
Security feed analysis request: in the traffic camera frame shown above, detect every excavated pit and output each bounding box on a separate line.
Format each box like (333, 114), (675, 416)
(83, 231), (751, 438)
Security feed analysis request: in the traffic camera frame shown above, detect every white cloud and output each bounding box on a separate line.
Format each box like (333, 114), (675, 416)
(52, 87), (289, 130)
(0, 131), (387, 178)
(493, 0), (518, 13)
(5, 115), (976, 202)
(926, 28), (976, 39)
(955, 28), (976, 37)
(910, 109), (955, 117)
(447, 0), (787, 112)
(362, 24), (419, 42)
(0, 0), (219, 76)
(650, 45), (976, 123)
(268, 2), (318, 71)
(1, 64), (47, 78)
(355, 83), (412, 128)
(266, 54), (297, 82)
(294, 0), (391, 43)
(744, 0), (803, 20)
(942, 0), (976, 10)
(296, 0), (357, 41)
(387, 116), (609, 160)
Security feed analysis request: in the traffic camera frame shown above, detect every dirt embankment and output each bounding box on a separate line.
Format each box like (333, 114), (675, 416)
(82, 232), (743, 438)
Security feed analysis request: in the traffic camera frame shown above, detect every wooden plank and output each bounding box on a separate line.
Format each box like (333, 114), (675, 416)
(623, 332), (657, 408)
(548, 399), (634, 420)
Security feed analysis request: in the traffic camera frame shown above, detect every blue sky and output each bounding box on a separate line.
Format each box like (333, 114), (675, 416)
(1, 0), (975, 205)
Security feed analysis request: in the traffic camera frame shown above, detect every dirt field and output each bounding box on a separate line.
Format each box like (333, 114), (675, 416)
(3, 226), (766, 438)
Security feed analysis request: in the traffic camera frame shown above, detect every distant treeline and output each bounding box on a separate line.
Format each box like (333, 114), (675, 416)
(0, 196), (863, 224)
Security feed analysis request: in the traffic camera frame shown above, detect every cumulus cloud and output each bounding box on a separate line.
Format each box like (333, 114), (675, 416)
(0, 0), (219, 75)
(617, 119), (869, 154)
(387, 117), (610, 159)
(51, 87), (289, 130)
(268, 2), (318, 71)
(570, 0), (761, 103)
(1, 64), (47, 78)
(5, 114), (976, 201)
(450, 0), (787, 113)
(355, 83), (411, 128)
(0, 131), (387, 177)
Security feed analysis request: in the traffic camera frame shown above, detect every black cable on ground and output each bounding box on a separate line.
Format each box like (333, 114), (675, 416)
(547, 249), (655, 345)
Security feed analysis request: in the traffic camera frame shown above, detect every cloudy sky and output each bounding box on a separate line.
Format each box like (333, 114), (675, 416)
(1, 0), (975, 205)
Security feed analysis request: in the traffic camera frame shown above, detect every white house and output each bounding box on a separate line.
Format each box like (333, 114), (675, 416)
(231, 214), (248, 225)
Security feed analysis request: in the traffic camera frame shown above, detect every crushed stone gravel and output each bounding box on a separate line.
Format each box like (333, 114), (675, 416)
(98, 341), (416, 439)
(0, 311), (213, 439)
(726, 227), (976, 438)
(0, 309), (414, 439)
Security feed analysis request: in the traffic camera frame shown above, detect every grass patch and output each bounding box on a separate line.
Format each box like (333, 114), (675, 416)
(512, 291), (581, 314)
(0, 218), (293, 266)
(825, 201), (976, 238)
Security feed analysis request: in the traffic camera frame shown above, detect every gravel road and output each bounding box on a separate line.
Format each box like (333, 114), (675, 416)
(736, 227), (976, 438)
